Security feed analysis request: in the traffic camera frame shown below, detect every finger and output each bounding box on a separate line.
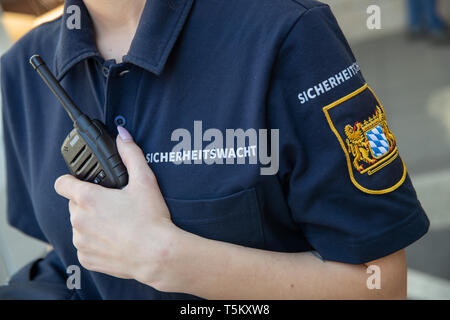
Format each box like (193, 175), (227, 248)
(68, 202), (100, 238)
(77, 251), (130, 278)
(55, 174), (81, 200)
(72, 228), (103, 252)
(116, 126), (156, 185)
(55, 174), (103, 205)
(68, 201), (87, 231)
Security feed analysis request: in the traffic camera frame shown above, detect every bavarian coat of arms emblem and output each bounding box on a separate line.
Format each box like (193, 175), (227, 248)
(323, 84), (406, 194)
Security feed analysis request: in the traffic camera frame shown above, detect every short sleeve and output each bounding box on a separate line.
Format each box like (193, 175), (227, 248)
(1, 56), (48, 242)
(268, 5), (429, 264)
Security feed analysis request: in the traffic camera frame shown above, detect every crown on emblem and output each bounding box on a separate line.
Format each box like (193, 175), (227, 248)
(360, 106), (384, 132)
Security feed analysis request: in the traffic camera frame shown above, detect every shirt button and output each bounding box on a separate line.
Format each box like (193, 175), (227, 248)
(114, 115), (126, 127)
(102, 66), (110, 77)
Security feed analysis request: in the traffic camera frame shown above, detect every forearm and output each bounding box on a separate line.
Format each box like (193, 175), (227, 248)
(151, 229), (406, 300)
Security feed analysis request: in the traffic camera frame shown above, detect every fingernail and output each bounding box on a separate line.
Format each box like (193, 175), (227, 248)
(117, 126), (133, 142)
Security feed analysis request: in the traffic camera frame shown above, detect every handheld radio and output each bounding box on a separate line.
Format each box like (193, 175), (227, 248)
(29, 55), (129, 189)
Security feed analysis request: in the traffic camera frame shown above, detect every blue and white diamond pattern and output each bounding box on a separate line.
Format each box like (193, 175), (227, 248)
(366, 125), (390, 158)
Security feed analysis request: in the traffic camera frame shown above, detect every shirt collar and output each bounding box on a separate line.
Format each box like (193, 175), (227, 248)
(54, 0), (194, 80)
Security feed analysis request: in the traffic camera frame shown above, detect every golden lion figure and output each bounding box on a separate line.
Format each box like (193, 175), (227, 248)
(342, 106), (397, 173)
(344, 123), (376, 172)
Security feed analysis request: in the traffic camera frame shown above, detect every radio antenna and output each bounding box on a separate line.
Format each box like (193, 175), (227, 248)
(29, 54), (83, 124)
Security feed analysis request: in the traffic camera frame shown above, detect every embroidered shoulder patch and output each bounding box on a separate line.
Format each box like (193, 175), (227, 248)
(322, 84), (407, 194)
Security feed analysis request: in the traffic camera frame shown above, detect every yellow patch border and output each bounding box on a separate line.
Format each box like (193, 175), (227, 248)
(361, 147), (398, 175)
(322, 84), (407, 195)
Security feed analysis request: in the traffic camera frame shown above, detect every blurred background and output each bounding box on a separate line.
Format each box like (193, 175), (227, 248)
(0, 0), (449, 299)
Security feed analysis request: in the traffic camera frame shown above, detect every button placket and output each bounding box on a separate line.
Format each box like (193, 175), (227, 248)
(103, 63), (131, 133)
(103, 63), (116, 130)
(102, 66), (110, 78)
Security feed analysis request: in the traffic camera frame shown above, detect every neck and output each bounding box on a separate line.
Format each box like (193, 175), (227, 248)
(83, 0), (147, 30)
(83, 0), (147, 62)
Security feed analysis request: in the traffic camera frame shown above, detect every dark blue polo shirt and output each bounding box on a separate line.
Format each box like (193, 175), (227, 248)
(1, 0), (429, 299)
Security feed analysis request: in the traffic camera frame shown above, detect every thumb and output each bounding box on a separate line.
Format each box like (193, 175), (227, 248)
(116, 126), (152, 184)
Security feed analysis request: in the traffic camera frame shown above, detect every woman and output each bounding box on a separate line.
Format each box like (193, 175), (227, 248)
(0, 0), (429, 299)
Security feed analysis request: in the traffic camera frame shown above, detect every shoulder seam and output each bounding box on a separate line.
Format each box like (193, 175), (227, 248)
(288, 0), (309, 10)
(288, 0), (321, 10)
(278, 4), (329, 53)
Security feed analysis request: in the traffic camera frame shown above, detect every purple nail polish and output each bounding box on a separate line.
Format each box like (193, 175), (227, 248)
(117, 126), (133, 142)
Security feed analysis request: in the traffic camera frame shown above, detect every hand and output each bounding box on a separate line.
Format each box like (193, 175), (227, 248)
(54, 126), (179, 289)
